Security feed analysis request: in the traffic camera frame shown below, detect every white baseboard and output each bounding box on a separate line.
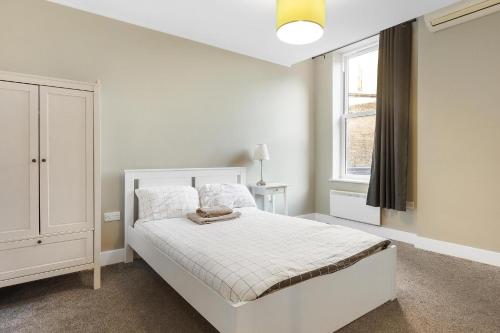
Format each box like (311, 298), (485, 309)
(307, 213), (417, 244)
(415, 237), (500, 267)
(302, 213), (500, 267)
(103, 214), (499, 268)
(100, 248), (124, 266)
(295, 214), (316, 219)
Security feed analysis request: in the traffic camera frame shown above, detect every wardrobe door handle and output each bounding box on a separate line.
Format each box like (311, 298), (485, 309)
(37, 240), (42, 244)
(41, 158), (46, 163)
(32, 159), (37, 163)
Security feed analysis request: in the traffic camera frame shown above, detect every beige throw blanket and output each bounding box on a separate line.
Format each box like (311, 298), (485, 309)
(187, 211), (241, 225)
(196, 206), (233, 218)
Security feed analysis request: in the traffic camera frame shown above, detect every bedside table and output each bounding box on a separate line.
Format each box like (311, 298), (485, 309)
(249, 183), (288, 215)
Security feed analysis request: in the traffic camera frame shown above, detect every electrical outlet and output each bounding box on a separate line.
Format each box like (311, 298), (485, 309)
(104, 211), (120, 222)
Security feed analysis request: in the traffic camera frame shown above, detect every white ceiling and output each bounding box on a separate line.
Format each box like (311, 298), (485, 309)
(49, 0), (460, 67)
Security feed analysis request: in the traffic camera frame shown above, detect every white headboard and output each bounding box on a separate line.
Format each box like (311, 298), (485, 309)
(123, 167), (247, 228)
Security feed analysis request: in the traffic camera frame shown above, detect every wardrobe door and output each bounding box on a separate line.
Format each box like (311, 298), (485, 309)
(40, 87), (94, 235)
(0, 81), (39, 242)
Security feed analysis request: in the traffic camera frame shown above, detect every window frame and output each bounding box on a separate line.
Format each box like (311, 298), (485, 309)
(331, 36), (379, 184)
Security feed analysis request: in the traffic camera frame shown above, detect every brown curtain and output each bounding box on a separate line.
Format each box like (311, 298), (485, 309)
(367, 22), (412, 211)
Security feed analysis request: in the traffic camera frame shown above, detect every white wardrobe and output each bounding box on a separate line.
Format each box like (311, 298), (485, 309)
(0, 71), (101, 289)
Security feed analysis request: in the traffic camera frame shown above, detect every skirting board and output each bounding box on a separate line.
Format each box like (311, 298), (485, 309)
(100, 248), (124, 266)
(298, 213), (500, 267)
(101, 214), (499, 268)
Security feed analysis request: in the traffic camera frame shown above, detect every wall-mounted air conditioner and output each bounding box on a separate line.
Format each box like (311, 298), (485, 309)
(425, 0), (500, 32)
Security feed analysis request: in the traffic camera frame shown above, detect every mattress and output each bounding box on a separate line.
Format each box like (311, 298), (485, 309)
(134, 208), (390, 304)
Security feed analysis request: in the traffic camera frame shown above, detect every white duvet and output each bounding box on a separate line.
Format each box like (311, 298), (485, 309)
(134, 208), (388, 304)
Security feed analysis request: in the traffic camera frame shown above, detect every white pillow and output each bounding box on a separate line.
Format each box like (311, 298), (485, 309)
(135, 186), (199, 221)
(197, 183), (256, 209)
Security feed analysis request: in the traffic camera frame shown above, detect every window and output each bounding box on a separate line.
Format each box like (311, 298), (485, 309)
(332, 37), (379, 183)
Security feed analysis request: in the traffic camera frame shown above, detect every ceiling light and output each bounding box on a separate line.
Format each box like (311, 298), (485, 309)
(276, 0), (326, 45)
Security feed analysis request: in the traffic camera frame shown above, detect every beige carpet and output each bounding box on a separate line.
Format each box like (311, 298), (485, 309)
(1, 241), (499, 333)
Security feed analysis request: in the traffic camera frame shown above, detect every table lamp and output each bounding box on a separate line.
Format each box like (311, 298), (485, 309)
(254, 144), (270, 186)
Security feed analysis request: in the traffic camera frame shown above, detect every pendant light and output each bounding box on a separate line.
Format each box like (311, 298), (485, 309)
(276, 0), (326, 45)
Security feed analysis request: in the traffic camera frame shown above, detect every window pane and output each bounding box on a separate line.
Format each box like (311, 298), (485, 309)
(347, 49), (378, 114)
(346, 115), (375, 176)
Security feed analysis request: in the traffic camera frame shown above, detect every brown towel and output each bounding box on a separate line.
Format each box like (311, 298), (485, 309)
(187, 212), (241, 225)
(196, 206), (233, 218)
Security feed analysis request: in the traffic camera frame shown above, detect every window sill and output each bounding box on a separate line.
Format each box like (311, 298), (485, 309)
(329, 178), (369, 185)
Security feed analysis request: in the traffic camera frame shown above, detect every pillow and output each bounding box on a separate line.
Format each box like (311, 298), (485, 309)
(135, 186), (199, 222)
(197, 183), (256, 209)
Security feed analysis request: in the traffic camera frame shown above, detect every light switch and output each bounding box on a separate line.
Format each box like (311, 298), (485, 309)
(104, 211), (120, 222)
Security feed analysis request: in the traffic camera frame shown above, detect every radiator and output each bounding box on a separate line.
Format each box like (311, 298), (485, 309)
(330, 190), (381, 226)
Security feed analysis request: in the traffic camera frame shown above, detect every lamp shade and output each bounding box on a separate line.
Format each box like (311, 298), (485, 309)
(276, 0), (325, 45)
(254, 144), (270, 161)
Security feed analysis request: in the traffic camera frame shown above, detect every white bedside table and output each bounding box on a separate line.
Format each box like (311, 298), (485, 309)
(249, 183), (288, 215)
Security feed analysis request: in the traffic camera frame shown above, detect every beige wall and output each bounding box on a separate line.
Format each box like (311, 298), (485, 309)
(416, 14), (500, 252)
(0, 0), (315, 251)
(314, 16), (500, 252)
(2, 0), (499, 253)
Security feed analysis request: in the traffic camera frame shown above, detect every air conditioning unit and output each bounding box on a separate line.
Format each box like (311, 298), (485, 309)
(425, 0), (500, 32)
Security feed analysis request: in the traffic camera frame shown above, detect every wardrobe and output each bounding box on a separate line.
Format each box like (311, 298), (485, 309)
(0, 71), (101, 289)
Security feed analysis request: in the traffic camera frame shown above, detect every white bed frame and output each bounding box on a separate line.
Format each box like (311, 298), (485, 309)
(124, 168), (397, 333)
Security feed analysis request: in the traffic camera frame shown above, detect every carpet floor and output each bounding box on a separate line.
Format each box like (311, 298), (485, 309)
(1, 241), (499, 333)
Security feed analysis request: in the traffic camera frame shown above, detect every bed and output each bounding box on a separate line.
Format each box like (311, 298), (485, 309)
(124, 168), (397, 333)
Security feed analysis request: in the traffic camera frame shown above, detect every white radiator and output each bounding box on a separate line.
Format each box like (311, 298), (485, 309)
(330, 190), (381, 226)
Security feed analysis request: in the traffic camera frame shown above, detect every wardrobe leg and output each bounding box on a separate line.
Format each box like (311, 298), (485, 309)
(93, 265), (101, 289)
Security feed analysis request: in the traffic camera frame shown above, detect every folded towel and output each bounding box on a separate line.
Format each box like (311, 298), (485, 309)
(187, 212), (241, 225)
(196, 206), (233, 218)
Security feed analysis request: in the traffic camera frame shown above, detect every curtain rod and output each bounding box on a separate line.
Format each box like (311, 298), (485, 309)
(311, 18), (417, 60)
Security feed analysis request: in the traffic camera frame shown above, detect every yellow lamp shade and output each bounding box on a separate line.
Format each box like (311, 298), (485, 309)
(276, 0), (325, 45)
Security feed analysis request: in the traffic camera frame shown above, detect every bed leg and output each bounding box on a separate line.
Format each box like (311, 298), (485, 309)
(389, 245), (397, 301)
(124, 244), (134, 263)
